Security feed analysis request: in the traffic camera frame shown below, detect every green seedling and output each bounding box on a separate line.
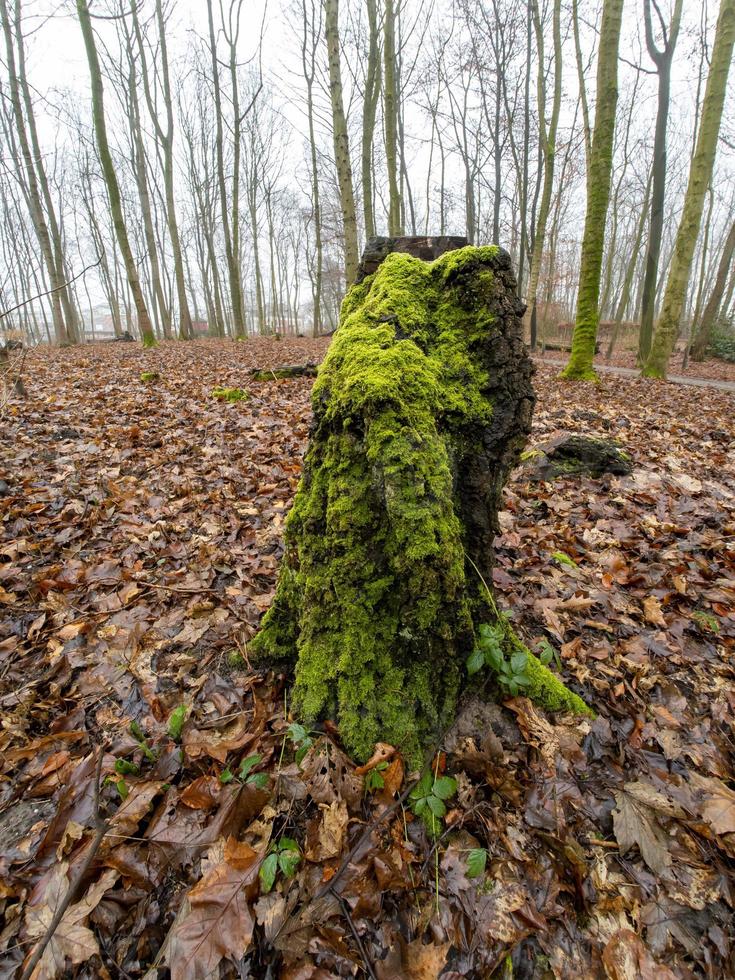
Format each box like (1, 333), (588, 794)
(114, 759), (140, 776)
(409, 770), (457, 837)
(129, 721), (156, 762)
(167, 704), (187, 741)
(259, 837), (301, 893)
(365, 761), (389, 793)
(287, 722), (314, 765)
(466, 847), (488, 878)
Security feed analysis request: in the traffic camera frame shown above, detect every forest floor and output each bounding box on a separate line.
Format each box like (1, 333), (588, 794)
(533, 347), (735, 384)
(0, 338), (734, 979)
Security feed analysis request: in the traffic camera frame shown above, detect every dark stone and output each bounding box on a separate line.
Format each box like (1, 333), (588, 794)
(355, 235), (469, 283)
(51, 427), (81, 441)
(523, 433), (633, 480)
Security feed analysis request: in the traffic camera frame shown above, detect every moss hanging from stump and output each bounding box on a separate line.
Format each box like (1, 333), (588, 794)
(250, 244), (590, 762)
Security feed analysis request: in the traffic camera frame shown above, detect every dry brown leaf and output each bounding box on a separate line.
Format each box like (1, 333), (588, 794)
(23, 866), (118, 979)
(612, 788), (671, 875)
(643, 596), (667, 627)
(404, 939), (451, 979)
(167, 837), (260, 980)
(690, 774), (735, 835)
(602, 928), (678, 980)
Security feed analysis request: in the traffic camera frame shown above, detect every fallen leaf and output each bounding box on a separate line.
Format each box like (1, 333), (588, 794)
(167, 837), (260, 980)
(612, 788), (671, 875)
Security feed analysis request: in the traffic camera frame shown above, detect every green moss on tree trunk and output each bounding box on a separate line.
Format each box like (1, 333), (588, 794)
(251, 245), (590, 762)
(561, 0), (624, 381)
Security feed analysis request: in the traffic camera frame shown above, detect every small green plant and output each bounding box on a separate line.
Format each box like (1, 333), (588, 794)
(129, 721), (156, 761)
(212, 386), (248, 402)
(692, 610), (720, 634)
(287, 722), (314, 765)
(105, 774), (130, 800)
(364, 761), (389, 793)
(220, 753), (270, 790)
(466, 847), (488, 878)
(259, 837), (301, 893)
(537, 638), (561, 671)
(114, 759), (140, 776)
(467, 620), (531, 696)
(409, 770), (457, 836)
(167, 704), (187, 741)
(552, 551), (578, 569)
(140, 371), (160, 382)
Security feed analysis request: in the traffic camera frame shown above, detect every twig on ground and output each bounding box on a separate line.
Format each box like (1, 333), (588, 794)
(20, 745), (109, 980)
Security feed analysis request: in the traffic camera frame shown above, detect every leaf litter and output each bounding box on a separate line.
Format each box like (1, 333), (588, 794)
(0, 340), (733, 978)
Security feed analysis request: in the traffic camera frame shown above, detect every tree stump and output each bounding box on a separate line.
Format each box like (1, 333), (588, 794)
(251, 241), (590, 762)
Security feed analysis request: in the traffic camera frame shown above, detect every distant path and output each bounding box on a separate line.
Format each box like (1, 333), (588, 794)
(534, 357), (735, 393)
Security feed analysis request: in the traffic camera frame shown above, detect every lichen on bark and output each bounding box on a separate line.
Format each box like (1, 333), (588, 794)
(250, 245), (589, 762)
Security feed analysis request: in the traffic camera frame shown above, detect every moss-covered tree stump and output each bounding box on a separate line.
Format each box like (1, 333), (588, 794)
(251, 242), (590, 762)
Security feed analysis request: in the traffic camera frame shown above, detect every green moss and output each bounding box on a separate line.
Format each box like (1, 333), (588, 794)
(140, 371), (160, 382)
(212, 386), (248, 402)
(251, 246), (587, 762)
(552, 551), (578, 568)
(514, 639), (593, 715)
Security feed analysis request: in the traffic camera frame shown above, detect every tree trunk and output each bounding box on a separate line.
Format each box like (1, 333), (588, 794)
(76, 0), (155, 347)
(384, 0), (402, 236)
(562, 0), (624, 380)
(301, 0), (324, 335)
(324, 0), (359, 286)
(250, 239), (589, 764)
(638, 0), (683, 364)
(0, 0), (68, 343)
(691, 213), (735, 360)
(525, 0), (562, 349)
(643, 0), (735, 378)
(362, 0), (380, 241)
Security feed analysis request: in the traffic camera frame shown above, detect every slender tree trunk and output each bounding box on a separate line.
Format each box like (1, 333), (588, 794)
(691, 213), (735, 360)
(362, 0), (380, 240)
(525, 0), (562, 350)
(302, 0), (324, 334)
(206, 0), (246, 338)
(76, 0), (155, 346)
(325, 0), (359, 285)
(643, 0), (735, 377)
(606, 169), (653, 359)
(637, 0), (683, 363)
(13, 1), (80, 342)
(562, 0), (625, 380)
(0, 0), (68, 343)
